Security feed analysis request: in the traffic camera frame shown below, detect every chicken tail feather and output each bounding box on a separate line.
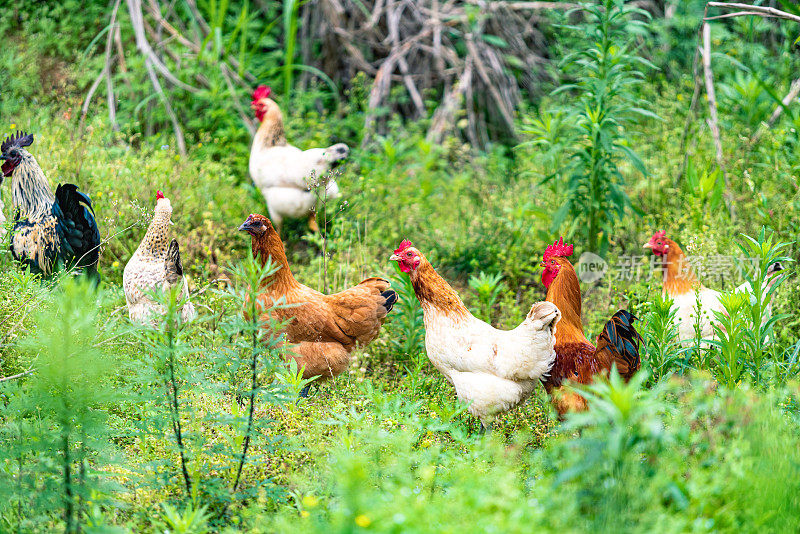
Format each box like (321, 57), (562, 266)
(595, 310), (643, 381)
(165, 238), (183, 285)
(381, 289), (398, 312)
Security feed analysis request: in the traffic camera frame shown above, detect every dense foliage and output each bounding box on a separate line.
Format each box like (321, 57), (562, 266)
(2, 0), (800, 532)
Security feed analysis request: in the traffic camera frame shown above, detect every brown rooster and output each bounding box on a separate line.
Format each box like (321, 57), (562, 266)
(238, 213), (396, 396)
(541, 238), (642, 416)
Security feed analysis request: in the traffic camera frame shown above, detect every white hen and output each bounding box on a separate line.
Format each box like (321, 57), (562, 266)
(248, 85), (348, 232)
(644, 231), (724, 344)
(391, 240), (559, 428)
(123, 191), (196, 325)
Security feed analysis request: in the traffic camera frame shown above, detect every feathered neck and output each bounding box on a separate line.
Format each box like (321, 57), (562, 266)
(410, 258), (469, 319)
(134, 205), (172, 259)
(251, 229), (298, 293)
(11, 152), (55, 220)
(546, 259), (590, 344)
(253, 99), (287, 148)
(660, 239), (698, 296)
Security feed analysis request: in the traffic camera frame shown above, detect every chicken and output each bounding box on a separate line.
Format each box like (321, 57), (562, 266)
(541, 238), (642, 416)
(643, 231), (725, 344)
(1, 131), (100, 279)
(123, 191), (196, 325)
(239, 214), (396, 395)
(390, 240), (560, 428)
(248, 85), (349, 233)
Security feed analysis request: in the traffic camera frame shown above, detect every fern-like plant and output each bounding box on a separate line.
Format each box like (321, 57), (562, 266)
(0, 279), (120, 533)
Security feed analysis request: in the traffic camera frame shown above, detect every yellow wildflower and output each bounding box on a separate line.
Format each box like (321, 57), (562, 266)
(355, 514), (371, 528)
(300, 511), (310, 518)
(302, 495), (319, 508)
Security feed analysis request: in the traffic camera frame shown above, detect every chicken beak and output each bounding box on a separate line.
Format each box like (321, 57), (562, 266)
(642, 243), (653, 249)
(389, 253), (400, 261)
(238, 223), (249, 232)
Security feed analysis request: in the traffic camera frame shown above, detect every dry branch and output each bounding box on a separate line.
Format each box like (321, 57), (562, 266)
(705, 2), (800, 24)
(750, 77), (800, 145)
(312, 0), (561, 145)
(701, 20), (733, 219)
(0, 368), (34, 383)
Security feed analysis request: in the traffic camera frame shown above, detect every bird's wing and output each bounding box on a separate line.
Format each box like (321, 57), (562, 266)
(53, 183), (101, 277)
(280, 278), (395, 349)
(250, 145), (327, 190)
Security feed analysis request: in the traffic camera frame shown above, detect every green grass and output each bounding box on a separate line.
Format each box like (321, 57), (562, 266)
(3, 3), (800, 531)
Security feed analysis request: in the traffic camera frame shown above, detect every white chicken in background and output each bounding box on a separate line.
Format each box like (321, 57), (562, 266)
(390, 240), (560, 430)
(248, 85), (349, 233)
(644, 231), (787, 345)
(643, 231), (725, 344)
(123, 191), (196, 325)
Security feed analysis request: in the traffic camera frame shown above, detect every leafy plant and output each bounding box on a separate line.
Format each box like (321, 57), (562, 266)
(711, 292), (750, 388)
(216, 250), (291, 493)
(467, 271), (504, 324)
(734, 228), (792, 383)
(387, 263), (425, 365)
(683, 158), (724, 224)
(545, 0), (657, 253)
(641, 292), (682, 381)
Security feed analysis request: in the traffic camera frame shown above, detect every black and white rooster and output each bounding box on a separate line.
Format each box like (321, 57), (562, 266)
(0, 131), (101, 279)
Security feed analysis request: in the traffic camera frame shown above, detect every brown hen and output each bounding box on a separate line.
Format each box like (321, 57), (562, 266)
(238, 214), (396, 393)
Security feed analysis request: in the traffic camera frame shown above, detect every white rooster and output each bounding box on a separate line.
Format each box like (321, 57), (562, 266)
(248, 85), (348, 233)
(390, 240), (560, 429)
(123, 191), (196, 325)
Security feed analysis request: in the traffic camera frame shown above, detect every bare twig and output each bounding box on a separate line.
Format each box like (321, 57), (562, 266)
(677, 44), (703, 184)
(106, 0), (122, 132)
(750, 77), (800, 145)
(78, 69), (109, 139)
(701, 20), (734, 220)
(126, 0), (199, 94)
(705, 2), (800, 24)
(427, 57), (474, 143)
(221, 64), (258, 136)
(0, 368), (34, 382)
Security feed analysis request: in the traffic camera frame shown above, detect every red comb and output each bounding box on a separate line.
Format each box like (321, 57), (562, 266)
(653, 230), (666, 239)
(252, 85), (271, 102)
(394, 239), (413, 255)
(156, 190), (164, 200)
(543, 237), (573, 260)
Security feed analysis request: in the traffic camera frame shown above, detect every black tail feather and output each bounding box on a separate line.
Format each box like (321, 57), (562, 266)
(165, 239), (184, 285)
(381, 289), (398, 312)
(597, 310), (643, 380)
(53, 183), (101, 280)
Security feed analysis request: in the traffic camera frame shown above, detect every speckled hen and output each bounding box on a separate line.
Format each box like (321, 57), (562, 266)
(123, 191), (195, 325)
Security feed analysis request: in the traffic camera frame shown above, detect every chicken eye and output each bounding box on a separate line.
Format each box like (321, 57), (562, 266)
(406, 251), (412, 257)
(656, 241), (662, 245)
(550, 260), (555, 265)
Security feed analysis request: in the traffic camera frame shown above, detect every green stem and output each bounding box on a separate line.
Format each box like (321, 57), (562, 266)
(166, 325), (192, 495)
(63, 430), (74, 534)
(233, 296), (259, 493)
